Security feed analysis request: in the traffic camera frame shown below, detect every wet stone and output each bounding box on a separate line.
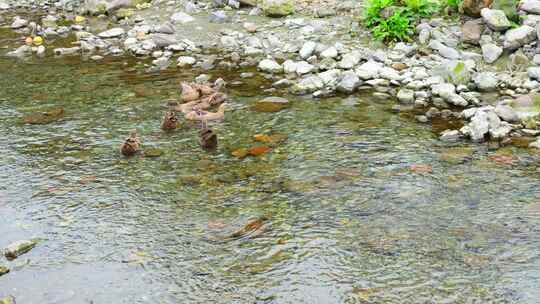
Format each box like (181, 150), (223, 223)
(23, 108), (65, 125)
(252, 96), (290, 112)
(4, 239), (37, 260)
(0, 265), (9, 276)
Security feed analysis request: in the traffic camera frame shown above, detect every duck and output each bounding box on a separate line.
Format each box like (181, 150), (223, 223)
(161, 111), (180, 131)
(185, 103), (227, 121)
(180, 82), (200, 102)
(192, 83), (217, 96)
(120, 130), (141, 157)
(191, 92), (228, 112)
(199, 126), (218, 151)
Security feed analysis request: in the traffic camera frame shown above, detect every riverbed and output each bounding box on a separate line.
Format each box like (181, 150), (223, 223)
(1, 29), (540, 303)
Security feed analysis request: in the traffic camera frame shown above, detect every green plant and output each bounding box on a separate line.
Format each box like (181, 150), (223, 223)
(372, 9), (414, 42)
(364, 0), (395, 28)
(402, 0), (440, 17)
(445, 0), (461, 8)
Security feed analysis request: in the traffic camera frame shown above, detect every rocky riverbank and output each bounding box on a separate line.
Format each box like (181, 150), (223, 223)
(1, 0), (540, 148)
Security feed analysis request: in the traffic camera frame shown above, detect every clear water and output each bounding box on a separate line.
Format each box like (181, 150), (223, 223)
(1, 20), (540, 304)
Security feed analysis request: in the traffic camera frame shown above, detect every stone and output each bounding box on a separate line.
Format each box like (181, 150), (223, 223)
(318, 69), (342, 87)
(442, 60), (472, 85)
(170, 12), (194, 24)
(320, 46), (338, 59)
(210, 10), (230, 23)
(261, 0), (294, 17)
(461, 0), (493, 16)
(0, 266), (9, 276)
(520, 0), (540, 14)
(338, 51), (362, 69)
(503, 25), (537, 50)
(481, 43), (503, 63)
(528, 67), (540, 81)
(6, 45), (32, 58)
(299, 41), (316, 59)
(177, 56), (196, 67)
(481, 8), (511, 31)
(530, 139), (540, 148)
(440, 130), (461, 142)
(337, 71), (361, 93)
(11, 17), (28, 29)
(98, 27), (125, 38)
(355, 61), (382, 80)
(253, 97), (290, 112)
(154, 22), (175, 34)
(296, 61), (315, 75)
(473, 72), (498, 91)
(0, 296), (15, 304)
(489, 122), (512, 139)
(463, 110), (490, 141)
(428, 40), (460, 59)
(291, 75), (324, 94)
(283, 60), (298, 74)
(495, 104), (519, 122)
(54, 47), (80, 56)
(150, 34), (177, 48)
(243, 22), (257, 33)
(4, 240), (37, 260)
(397, 88), (415, 104)
(492, 0), (518, 21)
(462, 20), (483, 44)
(36, 45), (46, 57)
(258, 59), (282, 73)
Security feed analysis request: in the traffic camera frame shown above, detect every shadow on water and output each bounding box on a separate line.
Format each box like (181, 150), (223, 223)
(0, 41), (540, 304)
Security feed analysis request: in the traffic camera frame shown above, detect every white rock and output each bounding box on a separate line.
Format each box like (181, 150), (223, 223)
(480, 8), (511, 32)
(337, 70), (360, 93)
(520, 0), (540, 14)
(503, 25), (537, 50)
(170, 12), (195, 24)
(320, 46), (338, 59)
(98, 28), (125, 38)
(177, 56), (196, 67)
(296, 61), (315, 75)
(528, 67), (540, 81)
(283, 60), (298, 74)
(481, 43), (503, 63)
(397, 88), (414, 104)
(354, 61), (382, 80)
(338, 51), (362, 69)
(299, 41), (316, 59)
(258, 59), (282, 73)
(11, 17), (28, 29)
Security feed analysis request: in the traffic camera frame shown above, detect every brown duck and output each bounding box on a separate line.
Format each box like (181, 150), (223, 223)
(199, 122), (217, 151)
(161, 111), (179, 131)
(191, 92), (227, 112)
(186, 103), (227, 121)
(120, 130), (141, 157)
(180, 82), (200, 102)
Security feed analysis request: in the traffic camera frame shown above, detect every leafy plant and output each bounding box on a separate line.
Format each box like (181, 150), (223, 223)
(372, 9), (414, 42)
(402, 0), (440, 17)
(445, 0), (461, 8)
(364, 0), (395, 28)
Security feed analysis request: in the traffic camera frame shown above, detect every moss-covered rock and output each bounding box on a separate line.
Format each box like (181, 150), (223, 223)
(492, 0), (518, 21)
(261, 0), (294, 17)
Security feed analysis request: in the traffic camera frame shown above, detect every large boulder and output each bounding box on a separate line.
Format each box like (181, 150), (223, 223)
(261, 0), (294, 17)
(503, 25), (537, 50)
(460, 0), (493, 16)
(481, 8), (511, 31)
(520, 0), (540, 14)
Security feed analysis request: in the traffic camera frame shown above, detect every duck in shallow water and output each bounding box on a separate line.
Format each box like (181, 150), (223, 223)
(198, 121), (217, 151)
(120, 130), (141, 156)
(185, 103), (227, 121)
(161, 111), (179, 131)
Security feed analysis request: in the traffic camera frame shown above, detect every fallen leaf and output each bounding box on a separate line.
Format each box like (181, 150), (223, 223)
(253, 134), (272, 142)
(249, 145), (271, 156)
(232, 148), (249, 158)
(410, 164), (433, 174)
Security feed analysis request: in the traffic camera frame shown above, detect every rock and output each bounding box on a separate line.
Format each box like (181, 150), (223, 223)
(441, 60), (472, 85)
(530, 139), (540, 148)
(495, 104), (519, 122)
(318, 69), (342, 87)
(54, 47), (80, 56)
(481, 8), (511, 31)
(283, 60), (298, 74)
(481, 43), (503, 63)
(299, 41), (316, 59)
(4, 240), (37, 260)
(492, 0), (518, 21)
(98, 27), (125, 38)
(0, 296), (15, 304)
(261, 0), (294, 17)
(433, 83), (468, 106)
(520, 0), (540, 14)
(11, 17), (28, 29)
(210, 10), (230, 23)
(315, 7), (337, 17)
(418, 28), (431, 44)
(170, 12), (194, 24)
(397, 88), (415, 104)
(394, 42), (417, 56)
(296, 61), (315, 75)
(338, 51), (362, 69)
(154, 22), (175, 34)
(503, 25), (537, 50)
(0, 1), (10, 9)
(291, 75), (324, 94)
(6, 45), (32, 58)
(253, 96), (290, 112)
(337, 71), (360, 93)
(473, 72), (498, 91)
(177, 56), (196, 67)
(463, 110), (490, 141)
(258, 59), (282, 73)
(355, 61), (382, 80)
(528, 67), (540, 81)
(150, 34), (177, 48)
(243, 22), (257, 32)
(428, 40), (460, 59)
(489, 122), (512, 139)
(320, 46), (338, 59)
(462, 20), (483, 44)
(461, 0), (493, 16)
(36, 45), (46, 57)
(0, 265), (9, 276)
(440, 130), (461, 142)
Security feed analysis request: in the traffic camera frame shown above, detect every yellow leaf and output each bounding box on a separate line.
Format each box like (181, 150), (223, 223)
(75, 15), (86, 23)
(33, 36), (43, 46)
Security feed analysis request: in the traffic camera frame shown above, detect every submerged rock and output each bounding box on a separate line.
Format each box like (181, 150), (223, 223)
(4, 240), (37, 260)
(23, 108), (65, 124)
(252, 96), (290, 112)
(170, 11), (195, 24)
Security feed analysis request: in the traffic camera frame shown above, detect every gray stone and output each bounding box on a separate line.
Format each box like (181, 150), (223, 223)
(440, 130), (461, 142)
(481, 43), (503, 63)
(154, 22), (175, 34)
(320, 46), (338, 59)
(529, 139), (540, 148)
(291, 75), (324, 94)
(495, 104), (519, 122)
(98, 27), (125, 38)
(177, 56), (196, 67)
(36, 45), (46, 57)
(150, 34), (177, 48)
(355, 61), (382, 80)
(6, 45), (32, 58)
(462, 20), (483, 45)
(462, 110), (490, 141)
(282, 60), (297, 74)
(261, 0), (295, 17)
(210, 10), (230, 23)
(503, 25), (537, 50)
(171, 12), (195, 24)
(397, 88), (415, 104)
(54, 47), (80, 56)
(4, 240), (37, 260)
(296, 61), (315, 75)
(299, 41), (316, 59)
(318, 69), (342, 87)
(473, 72), (498, 91)
(481, 8), (511, 31)
(520, 0), (540, 14)
(428, 40), (460, 59)
(11, 17), (28, 29)
(528, 67), (540, 81)
(258, 59), (282, 73)
(489, 122), (512, 139)
(337, 71), (360, 93)
(338, 51), (362, 69)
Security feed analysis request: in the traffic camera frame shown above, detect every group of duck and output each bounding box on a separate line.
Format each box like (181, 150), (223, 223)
(120, 81), (229, 157)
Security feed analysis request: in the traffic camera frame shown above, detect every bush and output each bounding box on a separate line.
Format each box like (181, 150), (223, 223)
(372, 9), (414, 42)
(364, 0), (395, 28)
(402, 0), (440, 17)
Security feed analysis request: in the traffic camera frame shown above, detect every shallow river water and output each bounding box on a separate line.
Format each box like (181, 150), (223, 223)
(1, 25), (540, 304)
